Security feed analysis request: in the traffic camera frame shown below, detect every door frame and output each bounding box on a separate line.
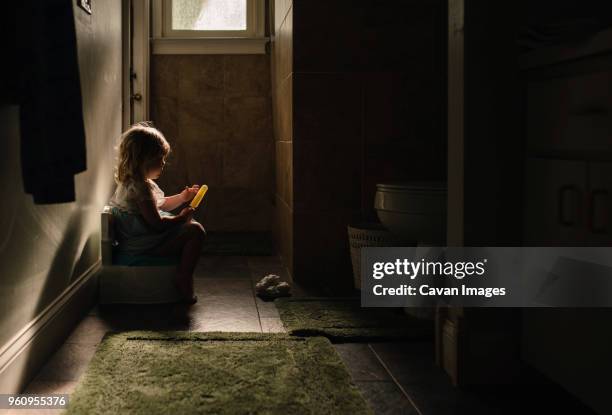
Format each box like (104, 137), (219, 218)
(122, 0), (150, 128)
(121, 0), (131, 129)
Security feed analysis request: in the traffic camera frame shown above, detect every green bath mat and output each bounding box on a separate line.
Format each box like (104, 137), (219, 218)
(275, 297), (433, 342)
(66, 331), (372, 415)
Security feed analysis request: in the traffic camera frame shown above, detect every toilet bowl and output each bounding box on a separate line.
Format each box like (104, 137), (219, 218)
(374, 182), (447, 243)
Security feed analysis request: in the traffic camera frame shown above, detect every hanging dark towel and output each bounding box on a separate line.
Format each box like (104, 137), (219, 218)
(5, 0), (87, 204)
(0, 5), (20, 104)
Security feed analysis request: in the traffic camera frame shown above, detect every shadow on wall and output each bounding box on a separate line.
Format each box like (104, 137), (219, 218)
(0, 107), (98, 392)
(0, 0), (122, 394)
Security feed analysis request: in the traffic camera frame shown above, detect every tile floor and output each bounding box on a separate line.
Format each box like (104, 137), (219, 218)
(4, 255), (597, 415)
(6, 256), (418, 415)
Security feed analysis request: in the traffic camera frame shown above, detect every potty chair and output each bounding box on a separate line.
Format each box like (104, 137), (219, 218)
(99, 206), (182, 304)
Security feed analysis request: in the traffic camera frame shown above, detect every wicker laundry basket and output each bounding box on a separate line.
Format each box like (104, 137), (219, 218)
(348, 223), (401, 290)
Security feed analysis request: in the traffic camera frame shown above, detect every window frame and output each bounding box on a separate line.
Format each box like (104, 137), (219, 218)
(163, 0), (256, 38)
(152, 0), (268, 55)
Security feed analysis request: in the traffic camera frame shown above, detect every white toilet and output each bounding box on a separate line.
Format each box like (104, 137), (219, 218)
(374, 182), (447, 319)
(374, 181), (447, 244)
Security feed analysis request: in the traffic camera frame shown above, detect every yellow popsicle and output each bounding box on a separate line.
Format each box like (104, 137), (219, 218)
(189, 185), (208, 208)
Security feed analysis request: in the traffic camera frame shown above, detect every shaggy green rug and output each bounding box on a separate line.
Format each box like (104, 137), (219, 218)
(275, 297), (433, 342)
(66, 331), (372, 415)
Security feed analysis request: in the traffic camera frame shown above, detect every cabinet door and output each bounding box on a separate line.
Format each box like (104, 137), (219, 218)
(527, 69), (612, 156)
(523, 158), (588, 245)
(587, 162), (612, 244)
(565, 70), (612, 154)
(527, 77), (568, 154)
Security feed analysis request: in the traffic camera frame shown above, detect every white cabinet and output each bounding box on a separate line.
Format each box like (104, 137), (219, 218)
(520, 28), (612, 415)
(524, 158), (612, 245)
(587, 162), (612, 243)
(523, 158), (588, 244)
(527, 67), (612, 157)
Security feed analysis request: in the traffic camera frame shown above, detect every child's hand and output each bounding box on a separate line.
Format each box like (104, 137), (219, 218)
(180, 185), (200, 203)
(179, 206), (195, 221)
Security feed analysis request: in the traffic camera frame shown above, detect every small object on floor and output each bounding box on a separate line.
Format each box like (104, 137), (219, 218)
(276, 281), (291, 294)
(255, 274), (291, 301)
(263, 283), (290, 298)
(255, 274), (281, 291)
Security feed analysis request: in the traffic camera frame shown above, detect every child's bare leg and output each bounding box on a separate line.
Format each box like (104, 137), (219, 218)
(175, 222), (206, 301)
(147, 221), (206, 301)
(148, 230), (191, 256)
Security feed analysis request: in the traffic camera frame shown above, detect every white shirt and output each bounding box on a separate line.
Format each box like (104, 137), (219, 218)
(109, 179), (165, 214)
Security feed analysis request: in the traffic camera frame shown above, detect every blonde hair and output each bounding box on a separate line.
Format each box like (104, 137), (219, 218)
(114, 122), (170, 185)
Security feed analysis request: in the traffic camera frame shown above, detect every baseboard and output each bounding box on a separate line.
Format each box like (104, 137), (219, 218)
(0, 259), (101, 394)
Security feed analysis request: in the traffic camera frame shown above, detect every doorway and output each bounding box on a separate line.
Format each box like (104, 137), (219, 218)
(122, 0), (150, 129)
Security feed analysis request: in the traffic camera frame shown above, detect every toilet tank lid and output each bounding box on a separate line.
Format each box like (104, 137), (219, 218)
(376, 181), (447, 191)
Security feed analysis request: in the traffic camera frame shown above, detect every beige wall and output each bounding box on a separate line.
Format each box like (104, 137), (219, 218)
(271, 0), (294, 274)
(0, 1), (122, 348)
(150, 55), (274, 233)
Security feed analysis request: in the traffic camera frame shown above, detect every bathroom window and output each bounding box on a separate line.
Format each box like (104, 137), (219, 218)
(152, 0), (267, 54)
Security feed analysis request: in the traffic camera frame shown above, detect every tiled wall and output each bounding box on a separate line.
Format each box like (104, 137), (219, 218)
(272, 0), (447, 292)
(150, 55), (274, 232)
(271, 0), (294, 272)
(291, 70), (363, 292)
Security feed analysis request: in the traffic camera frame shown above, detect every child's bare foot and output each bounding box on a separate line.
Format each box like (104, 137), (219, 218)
(174, 274), (196, 305)
(182, 295), (198, 305)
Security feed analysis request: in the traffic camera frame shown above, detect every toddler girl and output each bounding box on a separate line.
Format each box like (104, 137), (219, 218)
(109, 122), (206, 304)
